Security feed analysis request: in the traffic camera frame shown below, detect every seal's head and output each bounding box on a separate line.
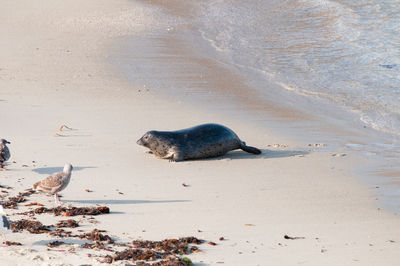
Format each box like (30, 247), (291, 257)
(0, 139), (10, 145)
(137, 131), (157, 148)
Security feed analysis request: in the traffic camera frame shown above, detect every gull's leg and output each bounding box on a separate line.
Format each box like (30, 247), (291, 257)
(1, 232), (6, 246)
(54, 193), (63, 206)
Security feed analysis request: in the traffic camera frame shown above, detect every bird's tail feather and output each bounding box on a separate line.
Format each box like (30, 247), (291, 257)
(33, 181), (40, 190)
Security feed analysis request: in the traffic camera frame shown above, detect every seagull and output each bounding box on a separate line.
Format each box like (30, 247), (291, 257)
(0, 206), (11, 243)
(33, 163), (73, 205)
(0, 139), (10, 170)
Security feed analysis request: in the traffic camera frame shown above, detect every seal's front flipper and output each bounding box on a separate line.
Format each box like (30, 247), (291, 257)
(170, 153), (184, 162)
(164, 153), (183, 162)
(173, 153), (184, 162)
(163, 154), (175, 162)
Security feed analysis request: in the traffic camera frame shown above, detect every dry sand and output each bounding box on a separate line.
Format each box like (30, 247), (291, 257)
(0, 0), (399, 265)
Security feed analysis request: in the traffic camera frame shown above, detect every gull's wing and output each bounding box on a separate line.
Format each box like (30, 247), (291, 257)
(37, 172), (65, 192)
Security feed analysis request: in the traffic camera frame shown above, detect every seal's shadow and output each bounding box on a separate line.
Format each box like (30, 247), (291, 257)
(216, 149), (308, 160)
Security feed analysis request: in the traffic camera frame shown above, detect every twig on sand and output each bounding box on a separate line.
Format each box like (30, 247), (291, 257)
(59, 125), (74, 131)
(284, 234), (305, 240)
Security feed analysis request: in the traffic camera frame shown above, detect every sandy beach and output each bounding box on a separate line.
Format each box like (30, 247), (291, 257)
(1, 0), (399, 265)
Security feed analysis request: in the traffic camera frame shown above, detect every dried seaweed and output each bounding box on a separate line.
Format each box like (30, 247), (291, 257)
(189, 246), (199, 253)
(19, 189), (36, 197)
(8, 217), (203, 265)
(106, 254), (193, 265)
(24, 202), (44, 207)
(2, 189), (37, 209)
(3, 241), (22, 246)
(47, 241), (65, 248)
(1, 185), (205, 265)
(10, 219), (51, 234)
(154, 257), (193, 266)
(19, 206), (110, 216)
(78, 229), (114, 244)
(106, 249), (162, 263)
(56, 219), (79, 228)
(81, 242), (114, 252)
(2, 196), (25, 209)
(131, 237), (203, 255)
(49, 228), (73, 238)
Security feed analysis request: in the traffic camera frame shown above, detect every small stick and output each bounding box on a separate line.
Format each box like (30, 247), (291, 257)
(284, 234), (305, 240)
(59, 125), (73, 131)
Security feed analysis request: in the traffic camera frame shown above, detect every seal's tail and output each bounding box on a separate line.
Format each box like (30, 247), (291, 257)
(241, 142), (262, 155)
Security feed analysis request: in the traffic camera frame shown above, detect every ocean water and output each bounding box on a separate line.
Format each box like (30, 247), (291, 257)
(197, 0), (400, 138)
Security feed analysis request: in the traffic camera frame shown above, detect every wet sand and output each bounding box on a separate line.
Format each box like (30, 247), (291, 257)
(0, 0), (399, 265)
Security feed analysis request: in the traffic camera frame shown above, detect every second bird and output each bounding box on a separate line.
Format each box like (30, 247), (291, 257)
(33, 163), (73, 205)
(0, 139), (11, 170)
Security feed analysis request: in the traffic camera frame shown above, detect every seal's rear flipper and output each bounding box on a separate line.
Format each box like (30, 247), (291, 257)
(241, 144), (262, 155)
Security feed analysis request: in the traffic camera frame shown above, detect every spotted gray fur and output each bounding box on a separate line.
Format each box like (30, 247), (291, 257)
(137, 123), (261, 162)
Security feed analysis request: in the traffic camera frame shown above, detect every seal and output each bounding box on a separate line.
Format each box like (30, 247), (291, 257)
(137, 123), (261, 162)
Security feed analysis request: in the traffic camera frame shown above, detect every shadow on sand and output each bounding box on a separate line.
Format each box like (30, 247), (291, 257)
(33, 239), (89, 246)
(32, 166), (96, 175)
(258, 149), (308, 159)
(209, 148), (308, 161)
(62, 199), (190, 205)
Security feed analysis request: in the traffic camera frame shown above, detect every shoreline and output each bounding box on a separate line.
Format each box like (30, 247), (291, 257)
(0, 0), (399, 265)
(124, 0), (400, 213)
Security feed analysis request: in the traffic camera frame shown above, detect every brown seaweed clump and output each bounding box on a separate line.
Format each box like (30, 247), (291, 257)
(105, 254), (193, 265)
(27, 206), (110, 216)
(81, 242), (114, 252)
(131, 237), (203, 255)
(105, 249), (162, 263)
(149, 257), (193, 266)
(2, 196), (26, 209)
(2, 189), (37, 209)
(103, 237), (202, 264)
(10, 219), (51, 234)
(56, 219), (79, 228)
(78, 229), (114, 244)
(47, 241), (65, 248)
(19, 189), (36, 197)
(3, 241), (22, 246)
(49, 228), (73, 238)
